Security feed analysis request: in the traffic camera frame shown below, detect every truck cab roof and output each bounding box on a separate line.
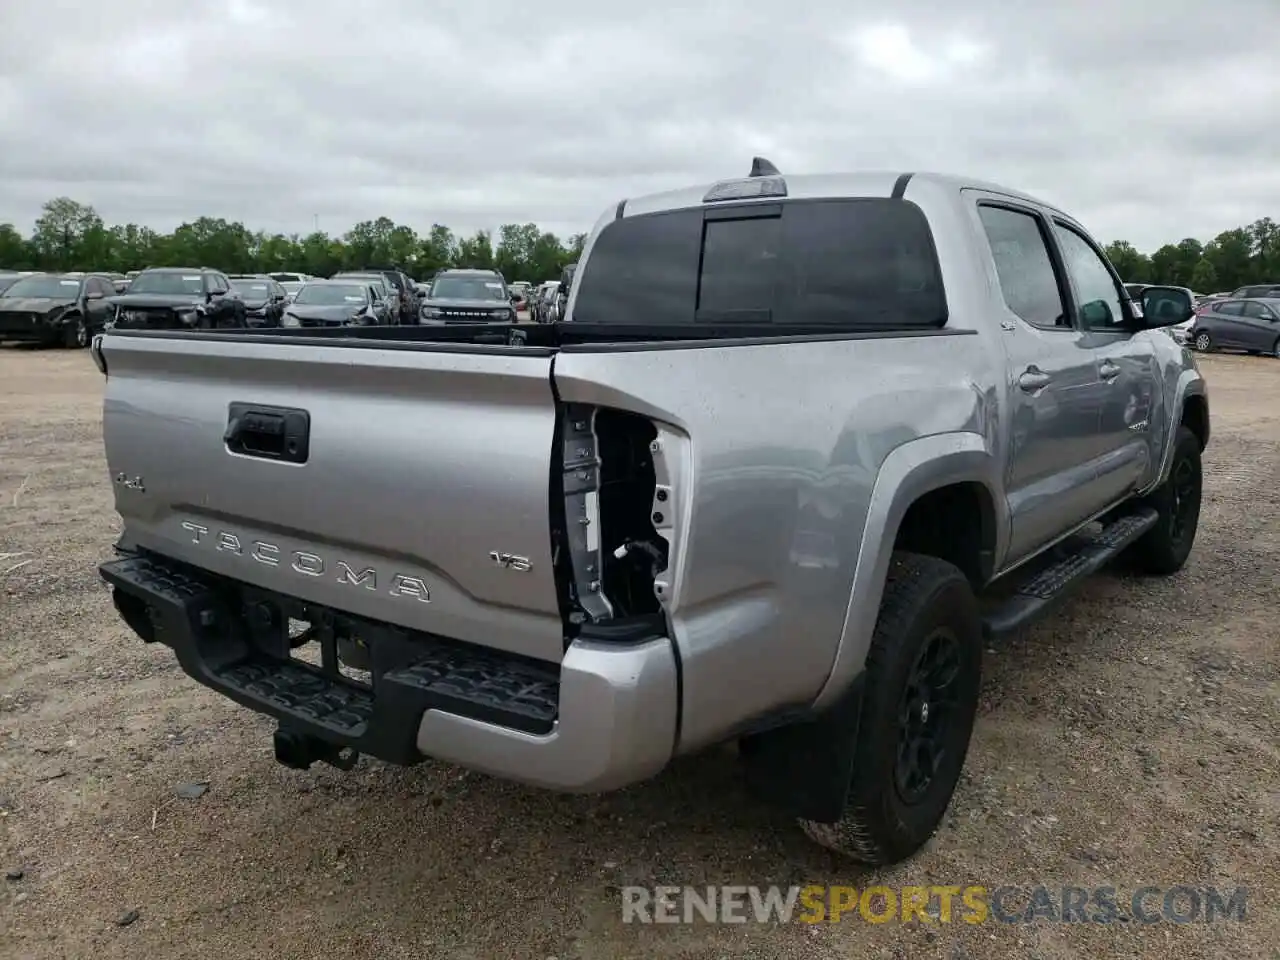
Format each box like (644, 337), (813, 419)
(614, 167), (1063, 222)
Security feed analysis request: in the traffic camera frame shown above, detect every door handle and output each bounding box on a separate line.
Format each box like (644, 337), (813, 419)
(1099, 360), (1121, 382)
(1018, 367), (1051, 392)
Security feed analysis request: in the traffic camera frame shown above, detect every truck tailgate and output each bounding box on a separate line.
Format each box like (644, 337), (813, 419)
(101, 335), (566, 664)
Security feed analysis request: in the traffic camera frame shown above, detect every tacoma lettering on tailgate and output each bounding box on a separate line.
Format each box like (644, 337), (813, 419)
(179, 521), (432, 602)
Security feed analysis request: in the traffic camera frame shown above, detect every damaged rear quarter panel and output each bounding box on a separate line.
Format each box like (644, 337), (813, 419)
(552, 333), (999, 752)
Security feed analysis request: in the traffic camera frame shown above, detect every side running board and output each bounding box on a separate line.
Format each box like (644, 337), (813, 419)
(981, 507), (1159, 640)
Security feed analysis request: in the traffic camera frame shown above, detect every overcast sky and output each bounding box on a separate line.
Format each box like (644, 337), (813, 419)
(1, 0), (1277, 252)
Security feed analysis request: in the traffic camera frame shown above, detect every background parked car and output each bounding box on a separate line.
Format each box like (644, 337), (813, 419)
(532, 280), (559, 322)
(331, 271), (402, 323)
(280, 279), (390, 327)
(0, 272), (116, 347)
(553, 262), (577, 320)
(419, 268), (517, 323)
(109, 267), (246, 330)
(337, 267), (415, 323)
(267, 271), (312, 303)
(1188, 297), (1280, 356)
(228, 274), (288, 327)
(1229, 282), (1280, 299)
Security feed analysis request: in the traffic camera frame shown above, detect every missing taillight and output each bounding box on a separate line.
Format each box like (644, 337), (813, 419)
(554, 403), (679, 632)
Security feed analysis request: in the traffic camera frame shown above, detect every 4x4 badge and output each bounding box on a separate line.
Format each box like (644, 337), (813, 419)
(489, 551), (532, 571)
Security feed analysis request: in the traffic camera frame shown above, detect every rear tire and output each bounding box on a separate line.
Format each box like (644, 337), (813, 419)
(798, 552), (982, 865)
(1193, 331), (1212, 351)
(1125, 425), (1202, 575)
(1272, 337), (1280, 359)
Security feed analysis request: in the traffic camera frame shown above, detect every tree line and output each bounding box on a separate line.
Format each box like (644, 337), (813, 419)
(0, 198), (586, 283)
(1, 197), (1277, 291)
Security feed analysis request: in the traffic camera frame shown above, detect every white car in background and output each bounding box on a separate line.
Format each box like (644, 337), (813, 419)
(268, 272), (313, 302)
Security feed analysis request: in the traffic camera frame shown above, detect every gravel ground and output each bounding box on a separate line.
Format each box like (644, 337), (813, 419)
(0, 345), (1276, 960)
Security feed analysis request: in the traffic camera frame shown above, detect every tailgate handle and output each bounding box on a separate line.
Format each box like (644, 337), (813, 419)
(225, 403), (310, 464)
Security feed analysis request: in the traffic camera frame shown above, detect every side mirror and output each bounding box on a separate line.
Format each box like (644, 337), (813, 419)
(1080, 299), (1113, 328)
(1139, 286), (1194, 327)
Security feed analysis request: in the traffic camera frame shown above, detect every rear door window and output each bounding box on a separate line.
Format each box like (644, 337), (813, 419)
(571, 198), (947, 330)
(1216, 301), (1244, 316)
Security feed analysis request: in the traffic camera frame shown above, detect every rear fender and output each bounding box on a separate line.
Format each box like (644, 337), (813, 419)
(811, 432), (1004, 711)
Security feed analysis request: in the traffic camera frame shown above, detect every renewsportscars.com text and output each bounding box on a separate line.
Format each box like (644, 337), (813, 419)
(621, 884), (1249, 925)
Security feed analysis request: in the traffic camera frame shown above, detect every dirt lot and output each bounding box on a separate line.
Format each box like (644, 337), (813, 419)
(1, 346), (1276, 960)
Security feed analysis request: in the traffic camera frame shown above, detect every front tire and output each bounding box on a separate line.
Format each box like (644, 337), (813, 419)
(1125, 425), (1202, 575)
(799, 552), (982, 865)
(62, 318), (88, 349)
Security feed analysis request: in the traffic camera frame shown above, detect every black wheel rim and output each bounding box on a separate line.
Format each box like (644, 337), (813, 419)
(894, 628), (962, 805)
(1168, 455), (1200, 544)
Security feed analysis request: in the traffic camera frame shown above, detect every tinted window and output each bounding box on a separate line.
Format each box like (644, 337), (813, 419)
(699, 215), (779, 319)
(1053, 223), (1127, 330)
(571, 199), (947, 329)
(977, 205), (1066, 329)
(89, 278), (112, 297)
(1216, 301), (1244, 316)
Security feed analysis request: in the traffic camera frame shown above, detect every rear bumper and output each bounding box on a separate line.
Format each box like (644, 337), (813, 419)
(99, 551), (678, 792)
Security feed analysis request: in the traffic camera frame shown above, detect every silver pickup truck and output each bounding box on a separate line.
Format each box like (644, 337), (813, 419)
(94, 161), (1208, 866)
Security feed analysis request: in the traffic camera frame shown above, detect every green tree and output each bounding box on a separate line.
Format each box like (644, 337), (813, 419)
(31, 198), (104, 270)
(0, 224), (34, 269)
(1103, 241), (1151, 281)
(456, 230), (494, 269)
(1189, 258), (1218, 292)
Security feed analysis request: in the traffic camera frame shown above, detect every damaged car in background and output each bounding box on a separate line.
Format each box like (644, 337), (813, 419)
(229, 274), (289, 327)
(108, 267), (247, 330)
(0, 272), (117, 347)
(280, 278), (392, 327)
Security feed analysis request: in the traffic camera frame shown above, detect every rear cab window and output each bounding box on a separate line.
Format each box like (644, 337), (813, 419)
(571, 198), (948, 331)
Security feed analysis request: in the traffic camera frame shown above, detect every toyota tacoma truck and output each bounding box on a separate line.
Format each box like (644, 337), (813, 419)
(94, 161), (1208, 865)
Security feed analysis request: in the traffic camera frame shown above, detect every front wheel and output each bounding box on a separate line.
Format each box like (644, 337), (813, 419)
(798, 552), (982, 865)
(1124, 425), (1202, 575)
(62, 318), (88, 349)
(1193, 331), (1212, 351)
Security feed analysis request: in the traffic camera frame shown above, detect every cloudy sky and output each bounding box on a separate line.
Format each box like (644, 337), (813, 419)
(1, 0), (1277, 251)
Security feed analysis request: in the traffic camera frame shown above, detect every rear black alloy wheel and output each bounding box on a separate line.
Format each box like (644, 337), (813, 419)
(799, 552), (982, 865)
(894, 628), (963, 804)
(1193, 331), (1211, 351)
